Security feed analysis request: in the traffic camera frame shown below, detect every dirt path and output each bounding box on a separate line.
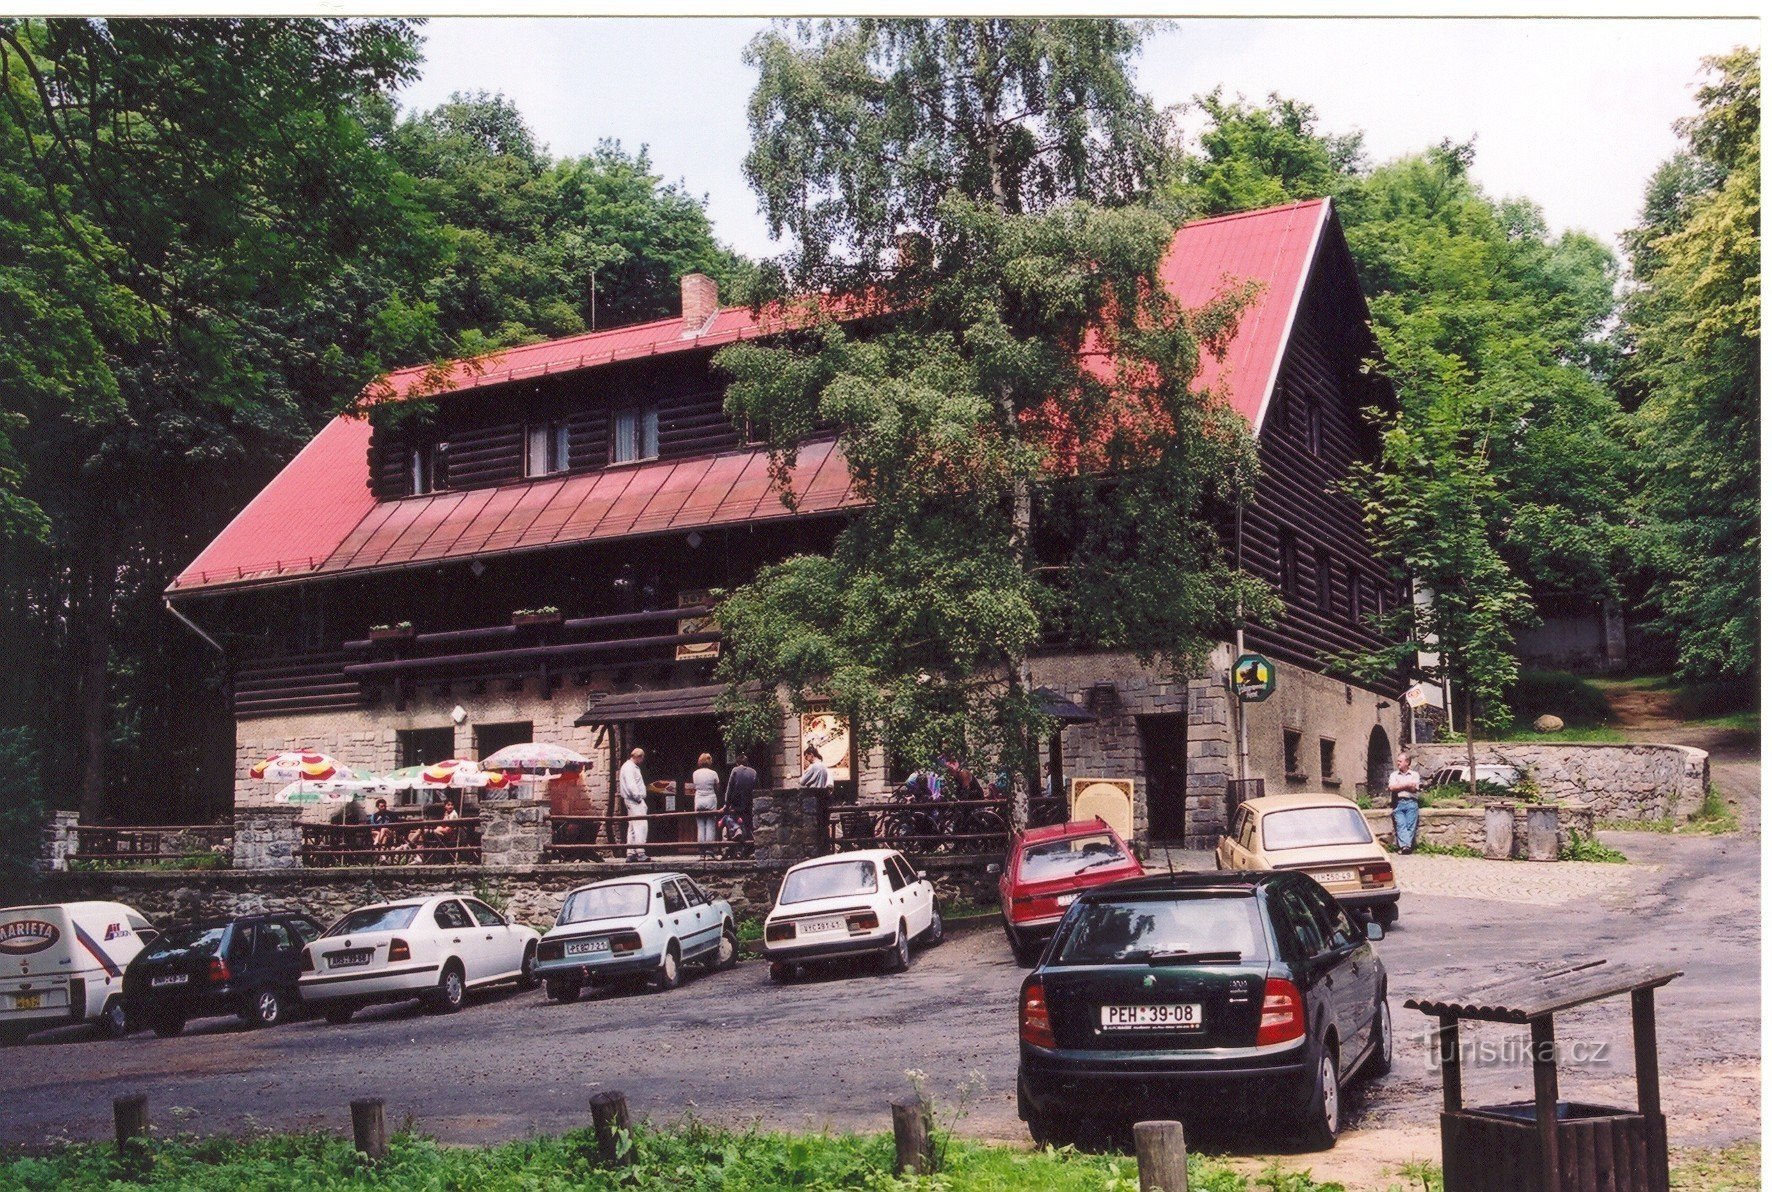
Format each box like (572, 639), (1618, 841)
(1597, 680), (1760, 834)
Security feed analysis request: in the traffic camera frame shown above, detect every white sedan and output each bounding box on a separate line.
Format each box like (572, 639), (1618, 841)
(299, 894), (539, 1022)
(535, 873), (738, 1001)
(762, 848), (943, 980)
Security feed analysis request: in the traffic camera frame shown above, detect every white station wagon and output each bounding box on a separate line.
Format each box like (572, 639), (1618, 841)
(535, 873), (738, 1001)
(300, 894), (539, 1022)
(762, 849), (943, 981)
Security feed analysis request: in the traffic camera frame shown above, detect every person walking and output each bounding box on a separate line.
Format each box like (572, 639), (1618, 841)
(619, 747), (649, 862)
(722, 752), (759, 849)
(799, 744), (831, 790)
(691, 752), (721, 857)
(1388, 750), (1423, 854)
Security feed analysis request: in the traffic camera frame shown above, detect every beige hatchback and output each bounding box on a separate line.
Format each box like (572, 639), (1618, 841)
(1216, 794), (1400, 927)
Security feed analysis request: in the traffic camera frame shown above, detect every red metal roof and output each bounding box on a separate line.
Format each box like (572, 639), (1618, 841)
(171, 198), (1331, 595)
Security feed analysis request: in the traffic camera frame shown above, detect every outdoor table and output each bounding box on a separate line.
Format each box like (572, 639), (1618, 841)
(1405, 958), (1680, 1192)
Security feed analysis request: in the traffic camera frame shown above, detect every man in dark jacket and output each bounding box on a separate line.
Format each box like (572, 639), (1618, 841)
(723, 752), (759, 845)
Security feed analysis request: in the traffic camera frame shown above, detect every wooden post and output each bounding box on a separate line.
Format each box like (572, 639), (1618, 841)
(891, 1096), (935, 1176)
(1632, 987), (1669, 1192)
(1530, 1016), (1560, 1192)
(113, 1093), (149, 1152)
(590, 1090), (631, 1165)
(350, 1098), (388, 1162)
(1437, 1015), (1462, 1112)
(1133, 1120), (1188, 1192)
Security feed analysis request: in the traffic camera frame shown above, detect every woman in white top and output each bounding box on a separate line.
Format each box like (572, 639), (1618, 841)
(691, 752), (722, 855)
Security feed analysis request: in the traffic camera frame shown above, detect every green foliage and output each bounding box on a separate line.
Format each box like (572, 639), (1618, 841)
(1559, 831), (1627, 864)
(1411, 840), (1481, 859)
(1507, 669), (1613, 726)
(1689, 784), (1740, 835)
(1617, 48), (1759, 681)
(718, 20), (1267, 779)
(1164, 89), (1365, 217)
(0, 1122), (1345, 1191)
(0, 725), (45, 901)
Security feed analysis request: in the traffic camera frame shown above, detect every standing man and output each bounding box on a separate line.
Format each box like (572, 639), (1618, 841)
(723, 751), (759, 845)
(799, 744), (831, 790)
(619, 747), (649, 862)
(1387, 750), (1422, 854)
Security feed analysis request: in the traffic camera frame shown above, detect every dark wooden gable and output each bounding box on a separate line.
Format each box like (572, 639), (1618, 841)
(1241, 216), (1397, 686)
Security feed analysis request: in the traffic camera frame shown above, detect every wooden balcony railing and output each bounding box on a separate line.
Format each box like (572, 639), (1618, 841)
(298, 816), (482, 868)
(824, 796), (1011, 857)
(545, 809), (744, 861)
(71, 824), (234, 867)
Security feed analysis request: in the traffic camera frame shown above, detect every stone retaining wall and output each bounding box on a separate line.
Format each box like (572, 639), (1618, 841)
(1412, 742), (1708, 821)
(27, 856), (1001, 933)
(1362, 805), (1595, 859)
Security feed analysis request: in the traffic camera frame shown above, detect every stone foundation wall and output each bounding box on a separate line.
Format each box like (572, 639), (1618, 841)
(1362, 805), (1596, 858)
(27, 856), (999, 933)
(1412, 742), (1709, 821)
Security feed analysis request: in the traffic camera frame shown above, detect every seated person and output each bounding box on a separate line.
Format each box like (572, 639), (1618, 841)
(368, 798), (398, 850)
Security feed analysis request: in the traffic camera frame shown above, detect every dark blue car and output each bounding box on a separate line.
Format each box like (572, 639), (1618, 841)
(1016, 871), (1390, 1149)
(123, 912), (322, 1035)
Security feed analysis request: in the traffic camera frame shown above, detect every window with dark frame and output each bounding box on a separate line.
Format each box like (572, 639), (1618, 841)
(525, 420), (570, 477)
(1315, 550), (1334, 614)
(396, 726), (455, 769)
(1305, 399), (1323, 456)
(1278, 528), (1300, 599)
(612, 399), (659, 463)
(408, 442), (438, 496)
(1347, 565), (1363, 624)
(1283, 727), (1304, 779)
(1319, 737), (1338, 783)
(474, 721), (533, 761)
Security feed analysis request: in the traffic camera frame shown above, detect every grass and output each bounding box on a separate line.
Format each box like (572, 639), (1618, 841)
(1409, 840), (1482, 859)
(67, 853), (227, 873)
(1497, 720), (1630, 743)
(1670, 1141), (1761, 1191)
(1597, 783), (1741, 836)
(1558, 831), (1627, 863)
(1694, 708), (1759, 733)
(0, 1122), (1352, 1191)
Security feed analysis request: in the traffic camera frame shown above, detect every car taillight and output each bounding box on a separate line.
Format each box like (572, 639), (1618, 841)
(1257, 977), (1306, 1047)
(846, 911), (879, 933)
(388, 938), (410, 963)
(610, 932), (643, 954)
(537, 940), (563, 962)
(207, 957), (231, 984)
(765, 921), (794, 942)
(1360, 863), (1394, 886)
(1019, 979), (1056, 1049)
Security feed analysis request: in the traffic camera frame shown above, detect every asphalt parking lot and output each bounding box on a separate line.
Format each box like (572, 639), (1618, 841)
(0, 818), (1756, 1181)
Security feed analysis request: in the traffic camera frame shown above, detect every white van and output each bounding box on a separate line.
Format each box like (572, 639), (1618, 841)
(0, 901), (157, 1040)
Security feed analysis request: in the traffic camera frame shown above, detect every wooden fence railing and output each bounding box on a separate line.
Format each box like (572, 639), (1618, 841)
(545, 809), (743, 861)
(823, 796), (1011, 856)
(71, 824), (234, 866)
(298, 817), (482, 867)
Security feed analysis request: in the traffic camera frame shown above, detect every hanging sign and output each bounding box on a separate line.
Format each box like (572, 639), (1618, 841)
(1405, 682), (1430, 709)
(1232, 653), (1275, 702)
(800, 711), (851, 782)
(676, 590), (720, 661)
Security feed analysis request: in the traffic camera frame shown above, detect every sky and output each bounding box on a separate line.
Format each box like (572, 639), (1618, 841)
(398, 16), (1758, 263)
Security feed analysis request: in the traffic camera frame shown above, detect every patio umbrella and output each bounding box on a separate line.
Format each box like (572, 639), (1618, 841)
(383, 759), (513, 791)
(271, 775), (385, 806)
(480, 742), (590, 774)
(250, 750), (349, 783)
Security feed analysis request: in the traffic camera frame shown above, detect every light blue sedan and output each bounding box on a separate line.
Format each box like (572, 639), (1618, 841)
(535, 873), (737, 1001)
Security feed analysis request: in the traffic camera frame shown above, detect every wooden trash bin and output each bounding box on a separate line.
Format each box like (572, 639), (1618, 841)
(1406, 959), (1681, 1192)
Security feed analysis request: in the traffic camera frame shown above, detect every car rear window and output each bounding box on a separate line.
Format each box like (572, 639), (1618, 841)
(560, 884), (650, 924)
(1019, 833), (1129, 880)
(1260, 806), (1373, 851)
(142, 925), (226, 961)
(1051, 894), (1269, 965)
(780, 859), (877, 905)
(324, 905), (420, 937)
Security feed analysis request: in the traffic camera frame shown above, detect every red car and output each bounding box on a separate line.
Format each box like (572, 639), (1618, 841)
(995, 818), (1145, 966)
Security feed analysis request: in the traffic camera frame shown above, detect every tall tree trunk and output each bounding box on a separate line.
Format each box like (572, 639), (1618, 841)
(77, 544), (115, 824)
(1464, 673), (1479, 804)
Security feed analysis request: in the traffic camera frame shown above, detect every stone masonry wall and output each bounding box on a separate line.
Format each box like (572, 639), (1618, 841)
(29, 856), (1000, 934)
(1362, 805), (1595, 858)
(1412, 742), (1709, 821)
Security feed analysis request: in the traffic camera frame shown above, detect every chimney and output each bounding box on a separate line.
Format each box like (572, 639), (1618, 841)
(895, 231), (930, 271)
(681, 273), (718, 331)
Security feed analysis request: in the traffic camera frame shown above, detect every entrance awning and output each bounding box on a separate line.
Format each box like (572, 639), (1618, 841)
(1034, 686), (1097, 723)
(576, 682), (763, 725)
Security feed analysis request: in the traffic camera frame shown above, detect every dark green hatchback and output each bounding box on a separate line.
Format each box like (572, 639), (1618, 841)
(1016, 871), (1390, 1149)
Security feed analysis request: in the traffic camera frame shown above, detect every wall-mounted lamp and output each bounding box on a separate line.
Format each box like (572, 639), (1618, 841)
(451, 704), (468, 725)
(470, 559), (486, 578)
(686, 531), (703, 549)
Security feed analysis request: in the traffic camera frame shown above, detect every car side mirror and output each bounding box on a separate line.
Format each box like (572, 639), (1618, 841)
(917, 870), (929, 882)
(985, 862), (1002, 876)
(1366, 920), (1385, 942)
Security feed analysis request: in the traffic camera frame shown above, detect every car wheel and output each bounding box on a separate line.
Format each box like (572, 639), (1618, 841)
(151, 1011), (187, 1038)
(1362, 999), (1394, 1078)
(93, 997), (128, 1040)
(1294, 1042), (1341, 1150)
(653, 944), (681, 991)
(714, 926), (739, 971)
(517, 945), (541, 991)
(768, 961), (797, 984)
(883, 923), (910, 973)
(1004, 919), (1040, 967)
(923, 907), (944, 947)
(1375, 904), (1399, 929)
(243, 988), (283, 1029)
(322, 1004), (355, 1025)
(428, 962), (466, 1014)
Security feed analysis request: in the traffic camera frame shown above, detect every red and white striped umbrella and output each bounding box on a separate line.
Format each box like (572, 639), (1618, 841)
(251, 751), (347, 783)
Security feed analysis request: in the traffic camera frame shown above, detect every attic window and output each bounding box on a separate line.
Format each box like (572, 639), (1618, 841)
(1278, 528), (1300, 599)
(526, 420), (570, 477)
(612, 399), (659, 464)
(409, 443), (438, 496)
(1306, 400), (1323, 456)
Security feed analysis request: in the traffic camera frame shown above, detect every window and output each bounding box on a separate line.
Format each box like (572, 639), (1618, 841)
(1305, 399), (1323, 456)
(255, 921), (292, 955)
(433, 901), (473, 930)
(409, 442), (438, 495)
(525, 420), (570, 477)
(287, 917), (320, 944)
(661, 882), (687, 914)
(1347, 566), (1363, 623)
(474, 721), (532, 761)
(1315, 550), (1333, 614)
(612, 400), (659, 463)
(398, 727), (455, 769)
(1283, 728), (1304, 779)
(885, 859), (908, 892)
(465, 899), (505, 928)
(1278, 529), (1300, 598)
(1319, 737), (1338, 783)
(1276, 884), (1330, 956)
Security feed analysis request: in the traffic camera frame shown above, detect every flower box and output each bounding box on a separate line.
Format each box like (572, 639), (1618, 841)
(368, 625), (415, 642)
(512, 611), (563, 628)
